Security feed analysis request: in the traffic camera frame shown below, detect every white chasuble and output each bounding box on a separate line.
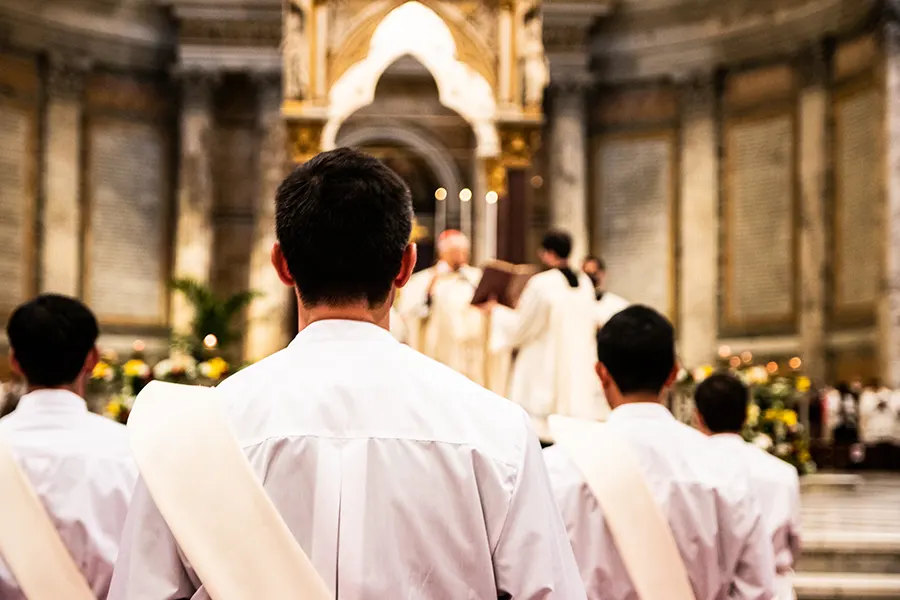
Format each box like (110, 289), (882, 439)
(492, 269), (605, 436)
(398, 265), (510, 392)
(109, 320), (585, 600)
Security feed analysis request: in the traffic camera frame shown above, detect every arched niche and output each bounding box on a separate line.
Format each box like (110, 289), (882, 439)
(322, 1), (499, 157)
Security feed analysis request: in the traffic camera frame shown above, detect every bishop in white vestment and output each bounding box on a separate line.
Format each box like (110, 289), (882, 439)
(0, 295), (138, 599)
(398, 230), (508, 391)
(110, 148), (585, 600)
(490, 232), (603, 435)
(695, 373), (801, 599)
(544, 307), (776, 600)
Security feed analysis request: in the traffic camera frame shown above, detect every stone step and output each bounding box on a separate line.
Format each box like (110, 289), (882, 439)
(798, 531), (900, 575)
(795, 572), (900, 599)
(801, 473), (865, 492)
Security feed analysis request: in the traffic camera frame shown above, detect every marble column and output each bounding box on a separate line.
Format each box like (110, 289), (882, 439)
(881, 18), (900, 387)
(245, 78), (291, 361)
(797, 48), (828, 385)
(472, 158), (490, 264)
(678, 76), (719, 368)
(40, 59), (87, 296)
(171, 72), (216, 335)
(548, 84), (589, 264)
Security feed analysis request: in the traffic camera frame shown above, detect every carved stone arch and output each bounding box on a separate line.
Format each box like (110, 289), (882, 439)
(328, 0), (497, 93)
(322, 1), (499, 157)
(336, 120), (464, 204)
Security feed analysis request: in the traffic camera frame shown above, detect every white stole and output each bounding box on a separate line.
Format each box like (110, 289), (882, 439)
(0, 437), (95, 600)
(128, 381), (333, 600)
(549, 415), (695, 600)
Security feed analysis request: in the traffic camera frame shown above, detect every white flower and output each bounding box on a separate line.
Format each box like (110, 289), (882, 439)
(748, 366), (769, 385)
(774, 443), (791, 457)
(676, 368), (690, 383)
(752, 434), (773, 451)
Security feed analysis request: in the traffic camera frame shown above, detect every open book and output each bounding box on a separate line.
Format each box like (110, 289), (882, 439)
(471, 260), (539, 309)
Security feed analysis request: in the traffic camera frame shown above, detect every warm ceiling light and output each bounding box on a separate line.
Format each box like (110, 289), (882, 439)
(531, 175), (544, 188)
(486, 191), (499, 204)
(729, 356), (742, 368)
(459, 188), (472, 202)
(741, 351), (753, 364)
(203, 334), (219, 349)
(789, 357), (802, 370)
(434, 188), (447, 201)
(718, 345), (731, 359)
(766, 361), (778, 374)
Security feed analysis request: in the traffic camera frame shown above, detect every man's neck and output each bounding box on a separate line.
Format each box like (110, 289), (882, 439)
(298, 303), (389, 332)
(27, 384), (81, 397)
(610, 392), (664, 408)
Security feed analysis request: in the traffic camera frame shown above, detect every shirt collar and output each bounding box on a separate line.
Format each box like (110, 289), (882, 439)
(607, 402), (675, 424)
(711, 432), (747, 445)
(14, 389), (88, 416)
(290, 319), (397, 346)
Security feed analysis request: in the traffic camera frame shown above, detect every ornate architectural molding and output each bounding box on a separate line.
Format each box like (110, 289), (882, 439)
(287, 120), (325, 163)
(794, 43), (830, 89)
(46, 56), (91, 100)
(178, 19), (282, 47)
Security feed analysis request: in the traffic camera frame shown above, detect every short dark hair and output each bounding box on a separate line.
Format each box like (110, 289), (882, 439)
(541, 230), (572, 259)
(583, 255), (606, 270)
(7, 295), (99, 387)
(695, 373), (749, 433)
(275, 148), (414, 308)
(596, 305), (675, 396)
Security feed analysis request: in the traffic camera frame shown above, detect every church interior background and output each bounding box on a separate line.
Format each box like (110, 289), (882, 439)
(4, 1), (900, 596)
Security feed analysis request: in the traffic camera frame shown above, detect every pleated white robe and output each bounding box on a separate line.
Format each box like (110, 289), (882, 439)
(492, 270), (605, 436)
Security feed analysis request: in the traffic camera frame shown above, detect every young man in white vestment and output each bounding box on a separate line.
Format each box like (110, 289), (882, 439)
(543, 306), (777, 600)
(0, 295), (137, 599)
(109, 148), (585, 600)
(397, 230), (508, 391)
(489, 231), (603, 437)
(695, 373), (802, 599)
(582, 256), (629, 328)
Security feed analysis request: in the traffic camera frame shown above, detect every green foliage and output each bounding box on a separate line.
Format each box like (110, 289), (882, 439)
(170, 278), (261, 360)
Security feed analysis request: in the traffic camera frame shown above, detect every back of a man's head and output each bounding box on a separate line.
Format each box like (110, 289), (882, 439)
(596, 305), (675, 396)
(541, 230), (572, 259)
(7, 294), (99, 388)
(695, 373), (749, 434)
(275, 148), (414, 308)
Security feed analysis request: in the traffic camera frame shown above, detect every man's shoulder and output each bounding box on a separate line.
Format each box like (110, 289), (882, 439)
(744, 443), (800, 487)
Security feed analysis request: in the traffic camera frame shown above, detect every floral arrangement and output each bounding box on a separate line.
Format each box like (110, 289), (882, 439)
(676, 357), (816, 475)
(88, 343), (233, 423)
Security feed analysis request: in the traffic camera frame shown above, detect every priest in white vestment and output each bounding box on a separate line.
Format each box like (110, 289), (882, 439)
(489, 231), (603, 436)
(109, 148), (585, 600)
(0, 295), (137, 599)
(695, 373), (801, 599)
(543, 306), (776, 600)
(398, 230), (508, 392)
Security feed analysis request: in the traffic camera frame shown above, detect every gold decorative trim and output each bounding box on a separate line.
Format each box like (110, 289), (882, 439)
(327, 0), (497, 92)
(287, 120), (325, 163)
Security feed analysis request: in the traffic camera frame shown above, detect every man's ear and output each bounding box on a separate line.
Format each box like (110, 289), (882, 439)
(595, 361), (610, 387)
(9, 350), (22, 379)
(83, 347), (99, 377)
(271, 242), (295, 286)
(664, 364), (679, 388)
(394, 243), (417, 289)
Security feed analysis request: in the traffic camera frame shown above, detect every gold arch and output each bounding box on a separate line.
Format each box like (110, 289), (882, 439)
(328, 0), (497, 93)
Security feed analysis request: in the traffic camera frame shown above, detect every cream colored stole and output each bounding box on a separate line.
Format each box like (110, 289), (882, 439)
(0, 438), (95, 600)
(128, 381), (333, 600)
(548, 415), (696, 600)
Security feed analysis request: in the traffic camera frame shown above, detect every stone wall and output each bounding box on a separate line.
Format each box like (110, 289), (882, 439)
(588, 33), (886, 382)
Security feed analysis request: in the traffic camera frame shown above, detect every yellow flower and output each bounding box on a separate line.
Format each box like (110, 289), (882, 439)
(105, 400), (122, 419)
(123, 359), (149, 378)
(92, 361), (111, 380)
(781, 410), (798, 428)
(200, 357), (229, 381)
(693, 365), (714, 383)
(747, 404), (760, 426)
(796, 376), (811, 393)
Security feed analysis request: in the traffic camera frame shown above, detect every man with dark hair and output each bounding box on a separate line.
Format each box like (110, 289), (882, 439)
(0, 294), (136, 598)
(111, 148), (585, 599)
(543, 306), (776, 599)
(695, 373), (801, 599)
(582, 255), (629, 325)
(489, 229), (602, 438)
